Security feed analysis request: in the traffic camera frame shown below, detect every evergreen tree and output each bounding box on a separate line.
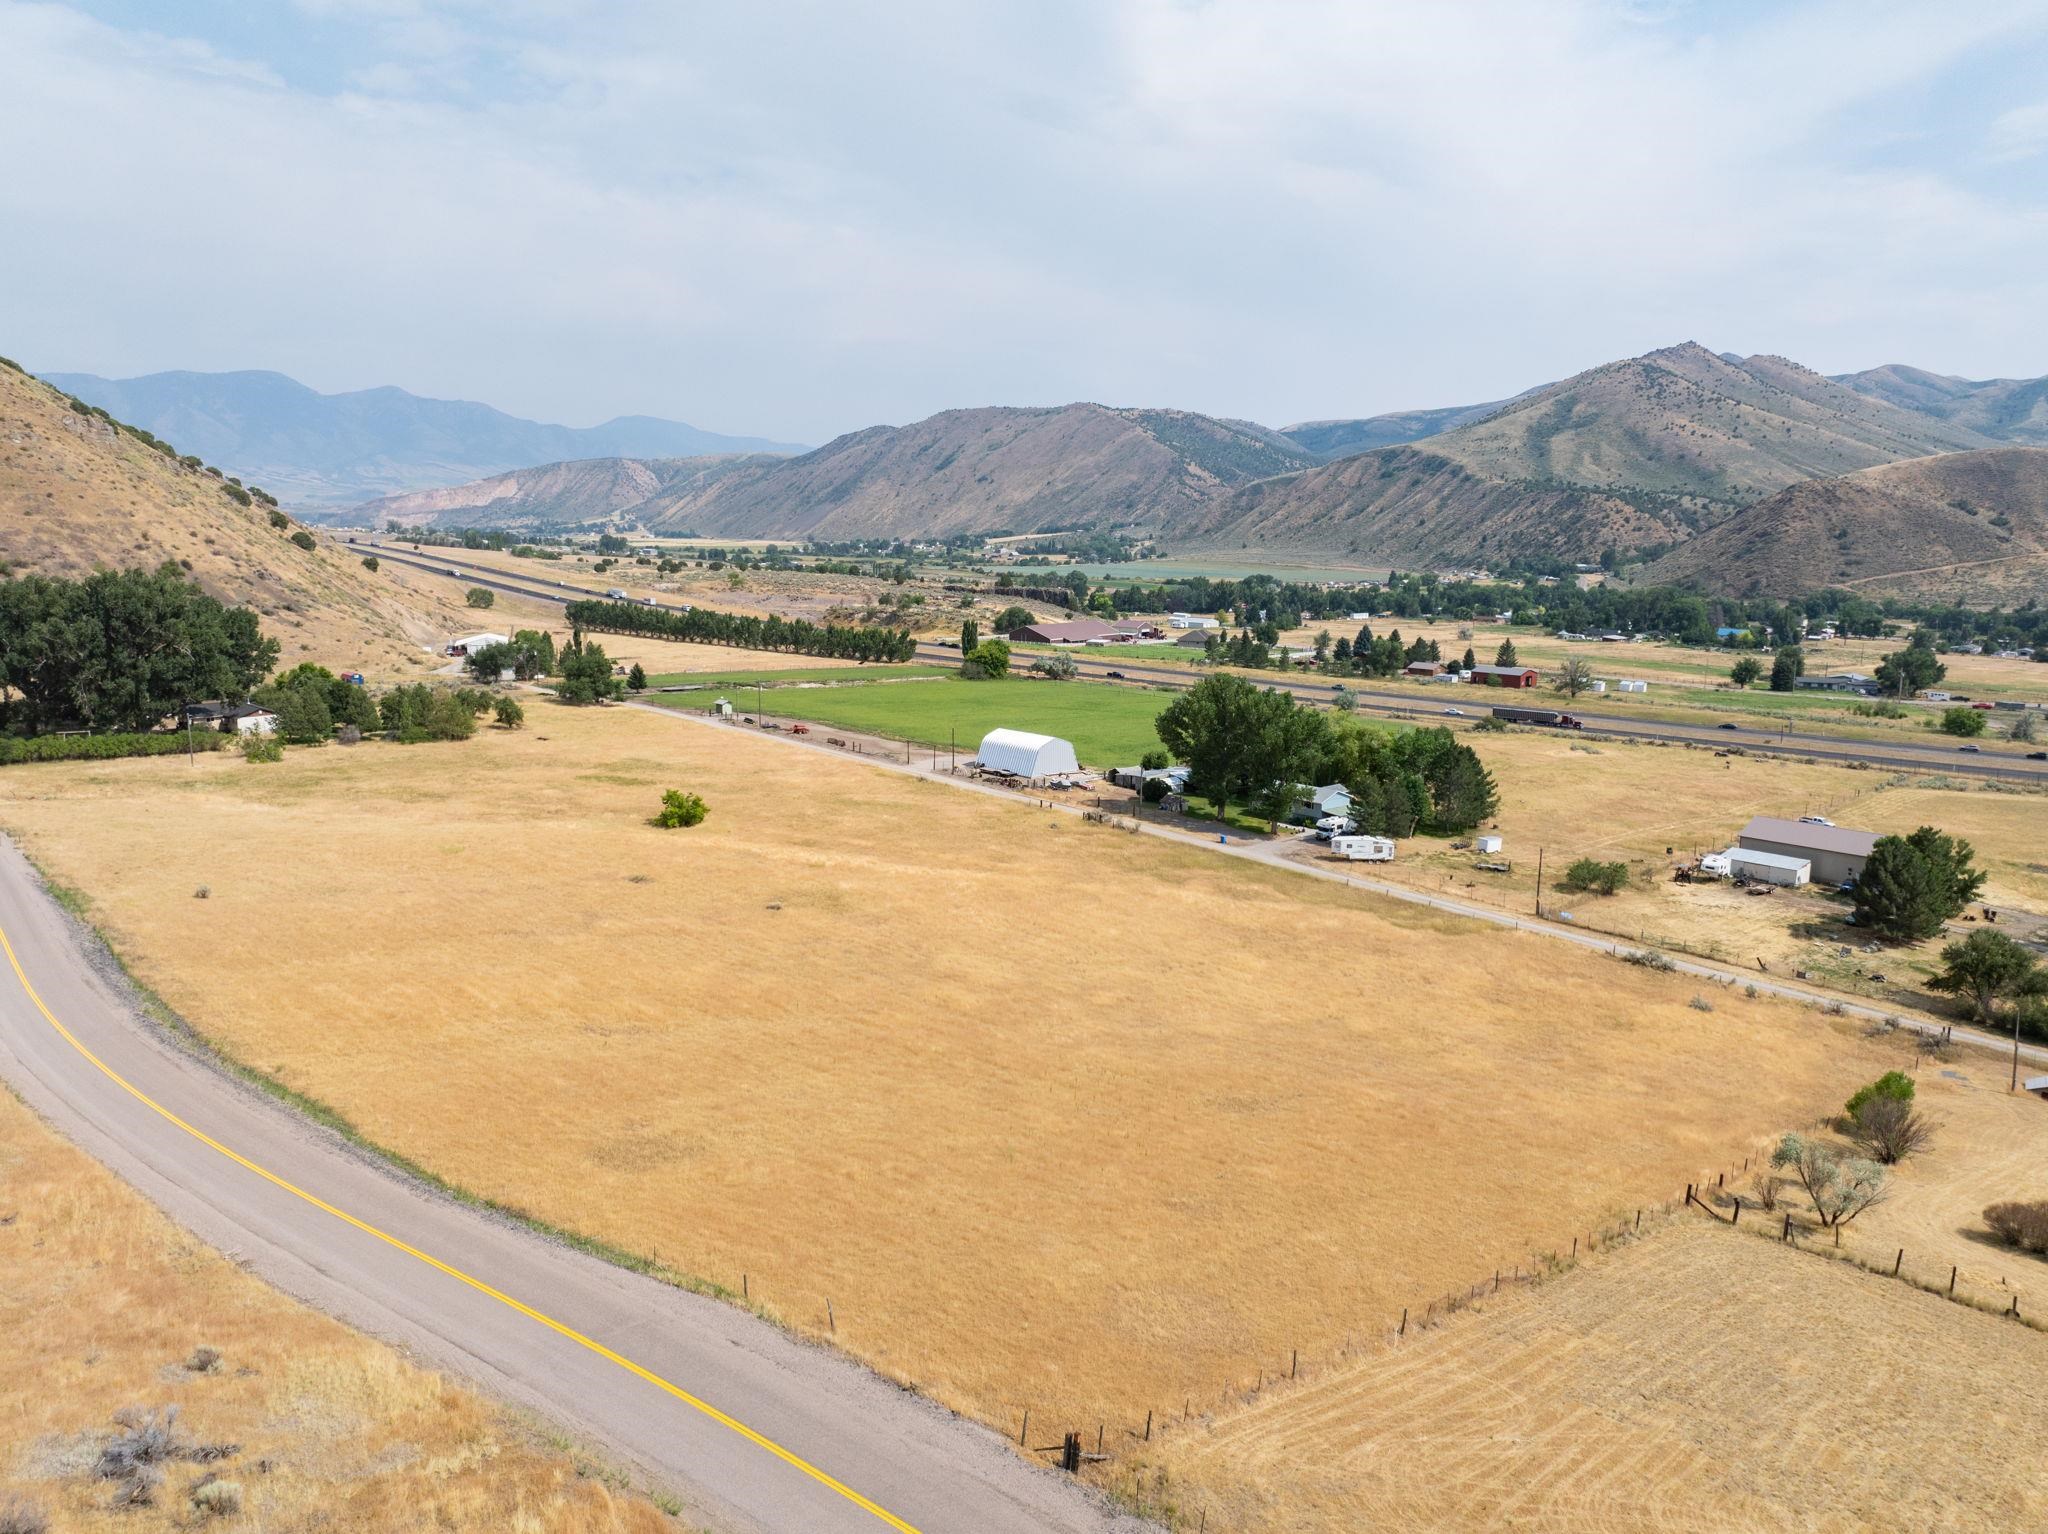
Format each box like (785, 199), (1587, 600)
(1494, 638), (1519, 667)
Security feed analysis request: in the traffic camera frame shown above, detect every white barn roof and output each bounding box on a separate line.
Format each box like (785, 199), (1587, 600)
(977, 728), (1081, 778)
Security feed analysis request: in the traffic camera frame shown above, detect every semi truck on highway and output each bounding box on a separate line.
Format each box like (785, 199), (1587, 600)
(1491, 706), (1584, 729)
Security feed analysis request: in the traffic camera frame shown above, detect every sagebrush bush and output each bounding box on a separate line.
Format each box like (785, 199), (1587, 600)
(0, 1493), (50, 1534)
(1984, 1199), (2048, 1253)
(655, 788), (709, 828)
(191, 1479), (243, 1518)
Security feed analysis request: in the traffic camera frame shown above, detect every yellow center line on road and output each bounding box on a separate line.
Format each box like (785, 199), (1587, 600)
(0, 917), (922, 1533)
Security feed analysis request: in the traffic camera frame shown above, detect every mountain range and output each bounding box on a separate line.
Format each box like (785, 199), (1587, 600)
(37, 369), (806, 508)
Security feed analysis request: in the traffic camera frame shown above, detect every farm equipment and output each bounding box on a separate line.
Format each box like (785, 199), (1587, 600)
(790, 724), (810, 734)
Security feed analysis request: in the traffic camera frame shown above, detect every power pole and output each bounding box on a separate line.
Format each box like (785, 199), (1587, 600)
(1534, 846), (1545, 918)
(2014, 1005), (2025, 1093)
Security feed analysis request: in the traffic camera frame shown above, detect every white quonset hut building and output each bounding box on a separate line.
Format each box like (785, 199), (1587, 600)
(976, 729), (1081, 780)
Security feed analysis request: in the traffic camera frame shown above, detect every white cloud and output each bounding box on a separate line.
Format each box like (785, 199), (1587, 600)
(1989, 98), (2048, 160)
(2, 0), (2046, 439)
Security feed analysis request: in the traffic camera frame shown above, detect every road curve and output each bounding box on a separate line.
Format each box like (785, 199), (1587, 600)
(348, 540), (2048, 785)
(0, 838), (1151, 1534)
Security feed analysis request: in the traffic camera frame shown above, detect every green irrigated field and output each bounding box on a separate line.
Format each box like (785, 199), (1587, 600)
(648, 674), (1172, 765)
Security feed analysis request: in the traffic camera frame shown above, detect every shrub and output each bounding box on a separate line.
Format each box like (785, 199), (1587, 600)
(1623, 949), (1675, 971)
(266, 509), (290, 530)
(0, 1495), (50, 1534)
(191, 1480), (243, 1519)
(1140, 777), (1168, 803)
(222, 484), (251, 507)
(336, 723), (362, 745)
(960, 638), (1012, 679)
(1688, 994), (1714, 1012)
(1771, 1134), (1889, 1227)
(241, 734), (284, 763)
(1844, 1071), (1914, 1119)
(1029, 654), (1077, 680)
(1983, 1199), (2048, 1253)
(494, 696), (525, 728)
(289, 530), (316, 551)
(655, 788), (708, 828)
(465, 586), (495, 609)
(193, 885), (210, 899)
(0, 732), (230, 766)
(1558, 857), (1629, 895)
(184, 1345), (222, 1374)
(1847, 1095), (1935, 1164)
(362, 555), (380, 572)
(1939, 705), (1986, 737)
(1470, 715), (1507, 732)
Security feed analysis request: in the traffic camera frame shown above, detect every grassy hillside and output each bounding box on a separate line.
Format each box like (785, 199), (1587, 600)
(0, 358), (466, 675)
(1183, 342), (1997, 565)
(1279, 395), (1522, 460)
(1835, 363), (2048, 446)
(1644, 447), (2048, 600)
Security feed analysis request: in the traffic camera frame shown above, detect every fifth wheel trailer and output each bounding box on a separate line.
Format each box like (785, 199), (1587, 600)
(1330, 835), (1395, 862)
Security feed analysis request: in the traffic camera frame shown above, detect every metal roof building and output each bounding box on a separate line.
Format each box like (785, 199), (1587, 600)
(976, 729), (1081, 779)
(1737, 816), (1880, 887)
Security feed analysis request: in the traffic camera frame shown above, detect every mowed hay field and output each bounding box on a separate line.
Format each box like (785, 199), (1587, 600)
(1128, 1217), (2048, 1534)
(0, 704), (1898, 1437)
(0, 1085), (665, 1533)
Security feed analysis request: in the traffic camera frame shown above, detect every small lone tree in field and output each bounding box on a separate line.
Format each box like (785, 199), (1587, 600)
(465, 586), (495, 609)
(1844, 1071), (1915, 1120)
(655, 788), (708, 828)
(1729, 656), (1763, 687)
(1551, 656), (1596, 698)
(1939, 705), (1986, 738)
(1846, 1096), (1935, 1164)
(361, 555), (380, 572)
(493, 696), (524, 728)
(1770, 1134), (1889, 1228)
(1557, 857), (1629, 895)
(626, 662), (648, 692)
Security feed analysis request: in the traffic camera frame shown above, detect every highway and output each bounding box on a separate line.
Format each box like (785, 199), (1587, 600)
(360, 539), (2048, 784)
(0, 839), (1150, 1534)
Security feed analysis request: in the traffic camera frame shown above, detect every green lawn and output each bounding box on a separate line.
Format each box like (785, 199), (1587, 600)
(647, 675), (1173, 765)
(644, 664), (953, 689)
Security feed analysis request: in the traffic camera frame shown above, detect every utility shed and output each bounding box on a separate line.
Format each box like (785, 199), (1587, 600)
(1728, 848), (1811, 887)
(1738, 816), (1880, 887)
(977, 729), (1080, 779)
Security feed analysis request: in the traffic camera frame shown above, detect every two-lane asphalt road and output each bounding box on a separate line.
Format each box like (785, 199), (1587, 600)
(0, 839), (1150, 1534)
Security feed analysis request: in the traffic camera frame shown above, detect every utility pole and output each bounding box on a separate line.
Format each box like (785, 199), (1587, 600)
(2014, 1004), (2025, 1093)
(1534, 846), (1545, 918)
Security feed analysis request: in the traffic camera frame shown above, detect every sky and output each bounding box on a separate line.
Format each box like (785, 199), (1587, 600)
(4, 0), (2048, 445)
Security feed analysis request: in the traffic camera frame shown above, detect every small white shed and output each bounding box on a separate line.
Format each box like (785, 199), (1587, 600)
(1475, 834), (1504, 854)
(976, 728), (1081, 780)
(1728, 848), (1810, 887)
(1617, 678), (1648, 694)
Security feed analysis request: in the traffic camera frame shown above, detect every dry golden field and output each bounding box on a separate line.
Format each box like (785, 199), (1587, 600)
(0, 703), (1899, 1439)
(1348, 727), (2048, 1001)
(1126, 1218), (2048, 1534)
(1126, 1058), (2048, 1534)
(0, 1084), (667, 1533)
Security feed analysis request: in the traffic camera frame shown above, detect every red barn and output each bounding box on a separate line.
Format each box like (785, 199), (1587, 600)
(1469, 664), (1539, 688)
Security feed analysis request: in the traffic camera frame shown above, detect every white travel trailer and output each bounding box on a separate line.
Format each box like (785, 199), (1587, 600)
(1330, 835), (1395, 862)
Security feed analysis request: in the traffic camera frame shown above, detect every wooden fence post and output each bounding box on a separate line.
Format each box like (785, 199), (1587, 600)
(1949, 1265), (1958, 1296)
(742, 1273), (748, 1301)
(1019, 1410), (1028, 1447)
(827, 1298), (836, 1333)
(1399, 1307), (1408, 1337)
(1291, 1348), (1298, 1379)
(1144, 1409), (1153, 1441)
(1893, 1248), (1903, 1277)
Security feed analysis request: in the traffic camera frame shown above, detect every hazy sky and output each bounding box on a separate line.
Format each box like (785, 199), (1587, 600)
(5, 0), (2048, 443)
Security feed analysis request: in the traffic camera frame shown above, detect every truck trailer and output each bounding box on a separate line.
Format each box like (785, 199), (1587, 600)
(1491, 706), (1583, 729)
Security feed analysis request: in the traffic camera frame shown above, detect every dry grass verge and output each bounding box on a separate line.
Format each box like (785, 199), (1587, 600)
(0, 1084), (670, 1531)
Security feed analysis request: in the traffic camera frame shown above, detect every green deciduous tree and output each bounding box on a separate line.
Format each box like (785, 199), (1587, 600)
(1729, 656), (1763, 687)
(494, 696), (525, 729)
(1874, 634), (1945, 698)
(1928, 930), (2047, 1027)
(465, 586), (495, 609)
(1551, 656), (1595, 697)
(993, 605), (1034, 633)
(556, 639), (620, 704)
(1769, 645), (1804, 691)
(0, 563), (278, 735)
(1155, 672), (1329, 825)
(961, 639), (1011, 679)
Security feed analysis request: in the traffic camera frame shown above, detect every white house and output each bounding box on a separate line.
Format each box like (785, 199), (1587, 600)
(225, 704), (277, 736)
(1169, 613), (1220, 630)
(976, 728), (1081, 780)
(1303, 783), (1353, 818)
